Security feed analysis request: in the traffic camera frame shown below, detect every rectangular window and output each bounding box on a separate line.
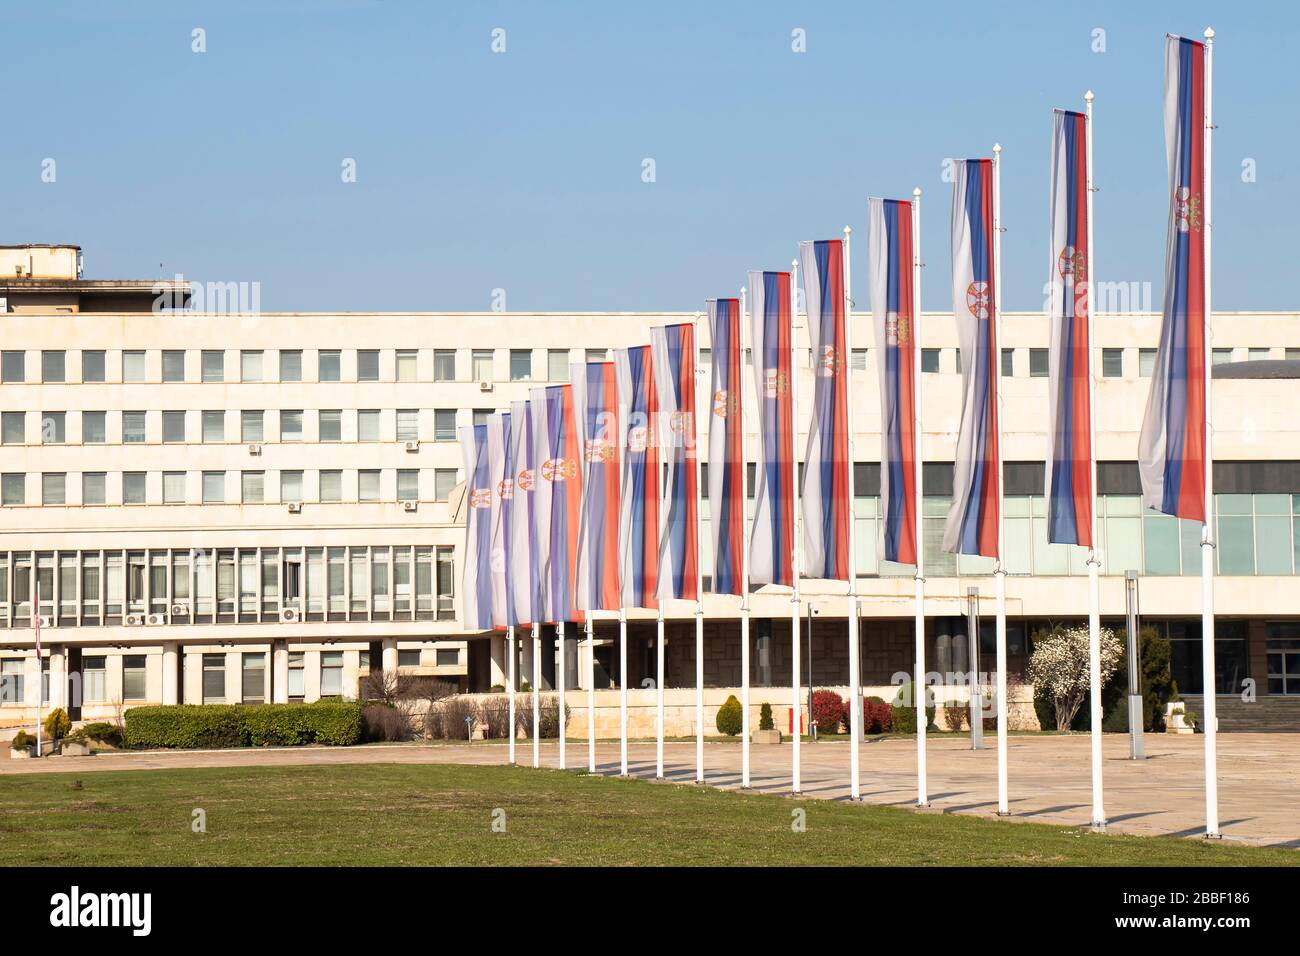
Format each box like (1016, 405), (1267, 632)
(81, 411), (106, 444)
(318, 350), (341, 382)
(586, 348), (607, 365)
(473, 409), (490, 428)
(1, 658), (24, 703)
(123, 655), (147, 701)
(433, 349), (456, 381)
(41, 473), (66, 505)
(319, 409), (342, 442)
(396, 349), (418, 382)
(548, 349), (570, 381)
(288, 652), (305, 701)
(1, 412), (22, 444)
(42, 350), (66, 383)
(396, 409), (419, 441)
(122, 411), (147, 443)
(1101, 348), (1123, 378)
(122, 350), (146, 382)
(1, 351), (24, 383)
(436, 648), (458, 667)
(358, 470), (381, 502)
(357, 409), (381, 442)
(201, 410), (225, 443)
(162, 350), (185, 382)
(1217, 494), (1254, 575)
(1029, 348), (1048, 377)
(472, 349), (493, 382)
(202, 471), (226, 504)
(281, 470), (304, 503)
(201, 350), (225, 382)
(399, 649), (421, 667)
(82, 472), (106, 505)
(319, 470), (342, 502)
(510, 349), (532, 381)
(162, 410), (186, 443)
(242, 471), (265, 503)
(202, 654), (226, 704)
(436, 546), (455, 620)
(435, 409), (456, 441)
(240, 350), (264, 382)
(850, 348), (867, 371)
(82, 350), (105, 382)
(921, 348), (940, 374)
(320, 651), (344, 697)
(280, 410), (303, 442)
(241, 410), (264, 443)
(2, 473), (25, 506)
(1000, 348), (1014, 377)
(279, 350), (303, 382)
(41, 411), (66, 444)
(1212, 348), (1232, 366)
(242, 653), (266, 704)
(163, 471), (186, 504)
(357, 349), (380, 382)
(1139, 348), (1157, 377)
(397, 469), (419, 501)
(434, 469), (457, 502)
(123, 472), (146, 504)
(1249, 347), (1270, 361)
(83, 656), (107, 702)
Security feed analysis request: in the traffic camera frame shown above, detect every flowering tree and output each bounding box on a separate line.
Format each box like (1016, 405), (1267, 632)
(1027, 625), (1123, 731)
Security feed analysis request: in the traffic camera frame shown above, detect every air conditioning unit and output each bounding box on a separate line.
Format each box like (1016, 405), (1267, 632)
(478, 380), (493, 392)
(146, 612), (167, 626)
(403, 440), (420, 453)
(170, 603), (189, 616)
(248, 443), (262, 456)
(401, 500), (418, 513)
(36, 615), (53, 629)
(280, 607), (301, 624)
(124, 614), (145, 626)
(287, 501), (302, 514)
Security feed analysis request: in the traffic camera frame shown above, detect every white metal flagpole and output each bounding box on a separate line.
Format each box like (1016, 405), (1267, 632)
(587, 617), (596, 773)
(34, 610), (42, 757)
(557, 620), (567, 769)
(992, 144), (1010, 817)
(508, 624), (517, 765)
(620, 607), (629, 775)
(656, 602), (665, 778)
(694, 311), (706, 785)
(740, 285), (752, 789)
(1084, 91), (1106, 831)
(843, 226), (862, 802)
(790, 259), (803, 795)
(912, 188), (929, 807)
(1201, 26), (1220, 839)
(532, 621), (541, 768)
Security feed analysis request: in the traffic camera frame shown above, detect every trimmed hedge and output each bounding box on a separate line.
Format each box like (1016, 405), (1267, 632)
(124, 702), (363, 750)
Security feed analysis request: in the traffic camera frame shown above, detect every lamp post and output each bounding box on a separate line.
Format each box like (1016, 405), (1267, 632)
(1126, 570), (1145, 759)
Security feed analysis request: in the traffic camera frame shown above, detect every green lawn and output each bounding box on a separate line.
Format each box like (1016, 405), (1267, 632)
(0, 763), (1293, 866)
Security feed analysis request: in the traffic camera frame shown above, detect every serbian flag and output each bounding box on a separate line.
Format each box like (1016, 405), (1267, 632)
(458, 422), (493, 630)
(707, 298), (745, 595)
(868, 198), (919, 565)
(509, 399), (539, 625)
(1046, 110), (1095, 546)
(616, 345), (661, 609)
(576, 361), (622, 611)
(531, 384), (585, 623)
(1139, 35), (1208, 522)
(487, 410), (515, 628)
(653, 322), (700, 602)
(748, 270), (795, 587)
(943, 159), (1000, 558)
(799, 239), (851, 581)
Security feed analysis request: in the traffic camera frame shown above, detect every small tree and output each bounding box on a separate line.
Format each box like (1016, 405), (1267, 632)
(44, 707), (71, 741)
(1027, 625), (1123, 731)
(715, 695), (743, 736)
(758, 702), (774, 731)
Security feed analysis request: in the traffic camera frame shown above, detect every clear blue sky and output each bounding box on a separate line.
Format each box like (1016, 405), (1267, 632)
(2, 1), (1293, 312)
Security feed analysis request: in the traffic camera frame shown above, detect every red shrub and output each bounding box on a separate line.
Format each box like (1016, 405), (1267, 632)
(864, 696), (894, 734)
(811, 689), (845, 735)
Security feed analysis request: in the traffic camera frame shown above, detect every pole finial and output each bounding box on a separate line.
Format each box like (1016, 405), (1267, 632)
(1204, 26), (1215, 39)
(913, 186), (922, 198)
(843, 225), (852, 238)
(993, 142), (1002, 154)
(1085, 89), (1094, 103)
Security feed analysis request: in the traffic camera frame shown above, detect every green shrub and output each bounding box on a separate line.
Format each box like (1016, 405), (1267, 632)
(11, 730), (29, 751)
(125, 702), (362, 749)
(245, 702), (363, 746)
(715, 695), (743, 736)
(759, 702), (774, 731)
(890, 683), (935, 734)
(43, 707), (71, 741)
(69, 722), (124, 747)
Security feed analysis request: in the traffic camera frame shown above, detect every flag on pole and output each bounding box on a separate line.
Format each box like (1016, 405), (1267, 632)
(459, 422), (494, 630)
(943, 159), (1000, 557)
(1046, 110), (1095, 546)
(510, 399), (540, 626)
(531, 384), (585, 623)
(747, 270), (795, 587)
(799, 239), (851, 580)
(487, 411), (515, 628)
(616, 345), (661, 608)
(1139, 35), (1208, 521)
(576, 361), (622, 611)
(707, 297), (745, 595)
(869, 198), (920, 565)
(652, 322), (700, 601)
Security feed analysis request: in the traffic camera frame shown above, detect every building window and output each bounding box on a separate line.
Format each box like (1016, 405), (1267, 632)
(586, 348), (607, 365)
(162, 410), (186, 443)
(122, 350), (146, 382)
(162, 350), (185, 382)
(473, 409), (491, 428)
(1212, 348), (1232, 366)
(1249, 347), (1270, 361)
(122, 411), (147, 444)
(433, 349), (456, 381)
(399, 649), (421, 667)
(242, 471), (265, 504)
(921, 349), (940, 374)
(83, 472), (107, 505)
(1, 351), (27, 384)
(397, 469), (419, 501)
(123, 472), (147, 505)
(1, 412), (22, 445)
(81, 350), (105, 382)
(357, 409), (381, 442)
(202, 471), (225, 504)
(999, 348), (1013, 377)
(434, 469), (457, 501)
(241, 410), (264, 443)
(41, 412), (66, 444)
(123, 655), (147, 701)
(83, 656), (107, 702)
(396, 349), (418, 382)
(2, 473), (25, 506)
(81, 411), (106, 444)
(1, 658), (24, 703)
(357, 349), (380, 382)
(436, 648), (458, 667)
(280, 410), (303, 442)
(242, 653), (266, 704)
(1028, 348), (1048, 377)
(509, 349), (532, 381)
(318, 350), (341, 382)
(279, 350), (303, 382)
(470, 349), (493, 382)
(163, 471), (186, 504)
(320, 651), (343, 697)
(42, 473), (66, 505)
(42, 350), (66, 383)
(850, 348), (867, 371)
(202, 410), (225, 443)
(548, 349), (570, 381)
(202, 653), (226, 703)
(1267, 624), (1300, 695)
(319, 409), (342, 442)
(396, 409), (419, 442)
(201, 350), (225, 382)
(1139, 348), (1157, 377)
(240, 350), (264, 382)
(281, 470), (304, 503)
(1101, 348), (1123, 378)
(319, 470), (343, 502)
(358, 470), (381, 502)
(436, 546), (455, 620)
(288, 652), (305, 701)
(434, 409), (456, 441)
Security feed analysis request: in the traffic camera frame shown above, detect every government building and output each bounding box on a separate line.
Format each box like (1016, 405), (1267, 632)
(1, 244), (1296, 733)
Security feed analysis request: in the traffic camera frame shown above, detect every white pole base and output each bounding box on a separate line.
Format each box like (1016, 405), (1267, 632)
(1090, 820), (1108, 833)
